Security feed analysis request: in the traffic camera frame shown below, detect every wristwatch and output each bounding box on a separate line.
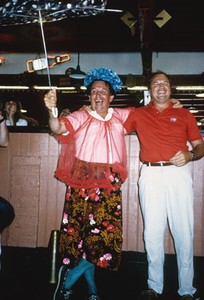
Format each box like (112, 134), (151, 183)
(190, 150), (196, 161)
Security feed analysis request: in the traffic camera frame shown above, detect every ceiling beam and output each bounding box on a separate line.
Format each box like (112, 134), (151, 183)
(138, 0), (153, 80)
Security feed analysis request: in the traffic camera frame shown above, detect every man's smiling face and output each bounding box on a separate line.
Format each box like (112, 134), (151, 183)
(89, 80), (114, 118)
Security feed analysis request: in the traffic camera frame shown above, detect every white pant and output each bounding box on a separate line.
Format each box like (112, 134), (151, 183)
(139, 164), (196, 296)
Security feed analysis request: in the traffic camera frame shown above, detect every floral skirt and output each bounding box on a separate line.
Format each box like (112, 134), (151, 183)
(58, 174), (123, 271)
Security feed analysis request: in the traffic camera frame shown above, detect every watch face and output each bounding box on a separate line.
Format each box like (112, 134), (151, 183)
(191, 151), (196, 161)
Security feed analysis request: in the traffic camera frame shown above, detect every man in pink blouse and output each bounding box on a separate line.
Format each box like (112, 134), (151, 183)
(44, 68), (133, 300)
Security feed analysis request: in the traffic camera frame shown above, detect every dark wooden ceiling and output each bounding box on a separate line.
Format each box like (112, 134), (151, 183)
(0, 1), (203, 129)
(0, 1), (203, 53)
(0, 0), (204, 77)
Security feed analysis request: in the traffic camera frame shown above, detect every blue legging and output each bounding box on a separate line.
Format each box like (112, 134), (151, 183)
(64, 258), (97, 295)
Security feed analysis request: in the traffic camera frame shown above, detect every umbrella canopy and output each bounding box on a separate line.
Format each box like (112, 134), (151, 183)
(0, 0), (118, 117)
(0, 0), (108, 26)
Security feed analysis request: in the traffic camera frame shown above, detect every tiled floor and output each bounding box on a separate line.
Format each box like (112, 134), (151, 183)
(0, 247), (203, 300)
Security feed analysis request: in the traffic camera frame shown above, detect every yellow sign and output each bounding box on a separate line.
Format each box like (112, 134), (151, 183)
(154, 10), (172, 28)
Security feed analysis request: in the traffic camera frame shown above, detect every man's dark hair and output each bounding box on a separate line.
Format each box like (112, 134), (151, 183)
(86, 80), (115, 96)
(148, 71), (171, 89)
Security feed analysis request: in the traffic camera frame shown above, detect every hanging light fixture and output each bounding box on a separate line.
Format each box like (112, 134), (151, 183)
(196, 92), (204, 97)
(189, 101), (199, 113)
(189, 106), (199, 113)
(66, 53), (86, 80)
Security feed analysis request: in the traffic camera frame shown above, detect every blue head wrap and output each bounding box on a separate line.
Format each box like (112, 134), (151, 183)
(84, 67), (122, 93)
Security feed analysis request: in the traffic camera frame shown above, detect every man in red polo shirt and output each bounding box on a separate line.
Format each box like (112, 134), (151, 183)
(124, 71), (204, 300)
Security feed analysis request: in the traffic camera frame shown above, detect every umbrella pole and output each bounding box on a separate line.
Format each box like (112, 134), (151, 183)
(38, 9), (58, 117)
(38, 9), (51, 87)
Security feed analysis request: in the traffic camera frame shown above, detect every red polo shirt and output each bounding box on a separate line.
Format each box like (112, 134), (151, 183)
(124, 101), (202, 162)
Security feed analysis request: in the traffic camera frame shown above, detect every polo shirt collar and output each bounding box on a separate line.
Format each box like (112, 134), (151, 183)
(148, 100), (174, 110)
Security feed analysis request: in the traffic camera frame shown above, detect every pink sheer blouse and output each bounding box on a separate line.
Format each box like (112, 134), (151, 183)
(55, 107), (133, 189)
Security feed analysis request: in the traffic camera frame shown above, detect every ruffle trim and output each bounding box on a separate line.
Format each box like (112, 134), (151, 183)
(55, 161), (127, 189)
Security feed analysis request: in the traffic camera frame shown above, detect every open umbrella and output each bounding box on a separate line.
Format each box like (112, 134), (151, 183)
(0, 0), (120, 115)
(0, 1), (112, 25)
(0, 1), (111, 78)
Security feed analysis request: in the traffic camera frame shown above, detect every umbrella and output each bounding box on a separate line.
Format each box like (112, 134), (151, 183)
(0, 0), (116, 116)
(0, 1), (112, 25)
(0, 0), (111, 77)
